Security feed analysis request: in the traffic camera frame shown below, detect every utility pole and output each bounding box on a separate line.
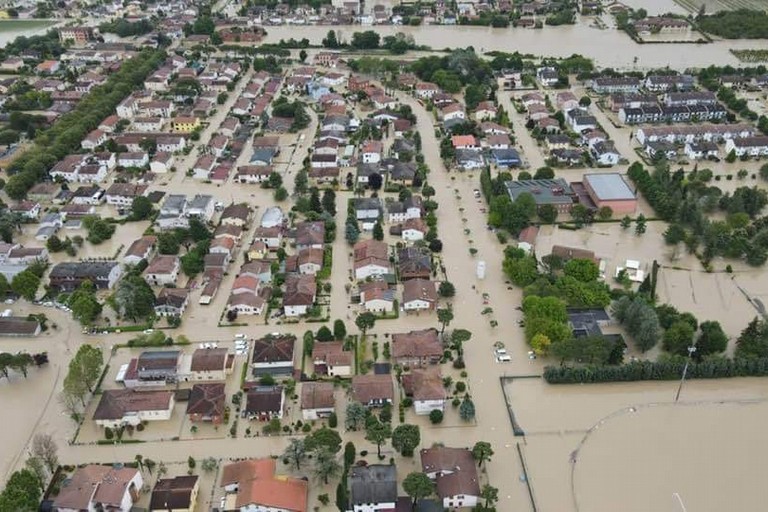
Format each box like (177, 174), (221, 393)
(674, 344), (696, 403)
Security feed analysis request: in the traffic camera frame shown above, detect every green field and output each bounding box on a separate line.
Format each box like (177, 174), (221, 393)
(675, 0), (768, 12)
(0, 19), (54, 33)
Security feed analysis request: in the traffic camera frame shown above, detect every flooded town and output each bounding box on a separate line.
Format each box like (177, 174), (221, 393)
(0, 0), (767, 510)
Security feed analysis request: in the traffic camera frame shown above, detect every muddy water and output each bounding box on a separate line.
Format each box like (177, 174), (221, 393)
(575, 401), (768, 512)
(262, 24), (768, 69)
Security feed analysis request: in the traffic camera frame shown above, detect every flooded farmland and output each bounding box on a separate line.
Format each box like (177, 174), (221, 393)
(261, 23), (768, 69)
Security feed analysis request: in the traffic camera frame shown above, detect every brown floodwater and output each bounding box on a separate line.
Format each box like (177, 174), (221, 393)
(262, 23), (768, 69)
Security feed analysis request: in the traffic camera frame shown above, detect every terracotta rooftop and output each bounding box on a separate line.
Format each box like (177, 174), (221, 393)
(301, 381), (335, 410)
(54, 465), (140, 510)
(352, 374), (394, 404)
(93, 389), (174, 420)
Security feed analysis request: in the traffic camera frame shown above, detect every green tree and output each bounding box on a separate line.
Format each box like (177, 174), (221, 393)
(299, 49), (308, 62)
(282, 438), (307, 470)
(697, 320), (728, 358)
(392, 424), (420, 456)
(294, 169), (308, 194)
(620, 215), (632, 229)
(113, 274), (155, 321)
(438, 281), (456, 298)
(364, 417), (392, 457)
(459, 396), (476, 421)
(322, 189), (336, 216)
(429, 409), (444, 424)
(274, 187), (289, 201)
(480, 484), (499, 509)
(402, 472), (434, 507)
(503, 254), (538, 287)
(372, 220), (384, 241)
(664, 223), (686, 245)
(597, 206), (613, 220)
(333, 319), (347, 340)
(345, 401), (368, 431)
(663, 321), (695, 356)
(305, 427), (342, 454)
(472, 441), (494, 467)
(344, 441), (356, 468)
(736, 317), (768, 359)
(437, 307), (454, 335)
(11, 270), (40, 301)
(68, 344), (103, 393)
(450, 329), (472, 357)
(0, 469), (41, 511)
(313, 447), (342, 484)
(533, 166), (555, 179)
(345, 221), (360, 244)
(563, 259), (599, 283)
(538, 204), (558, 224)
(355, 312), (376, 336)
(317, 325), (334, 342)
(635, 214), (647, 235)
(322, 30), (340, 48)
(68, 281), (102, 325)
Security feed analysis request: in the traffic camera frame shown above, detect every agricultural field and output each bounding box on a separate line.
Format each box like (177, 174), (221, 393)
(675, 0), (768, 13)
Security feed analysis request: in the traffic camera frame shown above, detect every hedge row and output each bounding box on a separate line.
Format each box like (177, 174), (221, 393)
(543, 357), (768, 384)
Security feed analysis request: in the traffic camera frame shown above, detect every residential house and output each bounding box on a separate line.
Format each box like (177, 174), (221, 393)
(301, 382), (335, 420)
(253, 226), (282, 251)
(402, 367), (446, 415)
(354, 239), (391, 280)
(49, 261), (122, 291)
(93, 389), (175, 428)
(536, 67), (559, 88)
(53, 465), (143, 512)
(143, 255), (180, 286)
(244, 386), (285, 421)
(219, 459), (307, 511)
(591, 140), (621, 166)
(359, 280), (396, 313)
(591, 77), (642, 94)
(352, 374), (394, 407)
(154, 288), (190, 318)
(684, 141), (718, 160)
(392, 329), (442, 367)
(398, 247), (431, 280)
(221, 203), (250, 227)
(297, 248), (324, 275)
(420, 447), (481, 509)
(149, 475), (199, 512)
(312, 342), (352, 377)
(235, 165), (273, 184)
(150, 152), (175, 173)
(251, 334), (296, 378)
(295, 221), (325, 250)
(353, 197), (382, 222)
(402, 278), (438, 311)
(348, 465), (397, 512)
(283, 274), (317, 317)
(361, 140), (384, 164)
(399, 218), (427, 242)
(566, 108), (597, 133)
(188, 348), (234, 382)
(451, 135), (478, 150)
(105, 183), (147, 207)
(187, 383), (225, 424)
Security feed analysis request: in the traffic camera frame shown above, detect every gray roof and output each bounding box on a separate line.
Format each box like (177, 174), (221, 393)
(349, 465), (397, 505)
(50, 261), (118, 279)
(161, 194), (187, 214)
(354, 197), (382, 211)
(583, 173), (634, 201)
(505, 179), (575, 206)
(188, 194), (213, 211)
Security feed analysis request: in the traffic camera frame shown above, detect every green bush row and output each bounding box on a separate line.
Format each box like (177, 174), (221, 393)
(543, 357), (768, 384)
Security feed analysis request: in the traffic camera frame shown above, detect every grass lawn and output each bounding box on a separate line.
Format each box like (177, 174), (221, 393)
(0, 19), (55, 32)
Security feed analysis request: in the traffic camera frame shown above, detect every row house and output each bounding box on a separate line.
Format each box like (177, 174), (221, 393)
(635, 123), (756, 145)
(645, 74), (695, 93)
(725, 136), (768, 158)
(664, 91), (718, 106)
(591, 76), (642, 95)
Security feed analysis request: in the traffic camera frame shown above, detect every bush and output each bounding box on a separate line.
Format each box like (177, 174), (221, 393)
(401, 397), (413, 408)
(429, 409), (444, 424)
(455, 381), (466, 393)
(543, 357), (768, 384)
(328, 412), (338, 428)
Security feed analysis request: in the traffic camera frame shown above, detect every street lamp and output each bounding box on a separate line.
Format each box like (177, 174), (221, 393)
(674, 344), (696, 403)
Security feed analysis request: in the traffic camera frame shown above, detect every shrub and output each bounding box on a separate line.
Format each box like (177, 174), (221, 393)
(401, 397), (413, 408)
(543, 358), (768, 384)
(328, 412), (338, 428)
(429, 409), (444, 424)
(455, 381), (466, 393)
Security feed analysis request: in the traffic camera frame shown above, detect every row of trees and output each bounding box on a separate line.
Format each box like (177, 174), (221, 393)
(629, 161), (768, 266)
(6, 49), (166, 200)
(60, 344), (103, 421)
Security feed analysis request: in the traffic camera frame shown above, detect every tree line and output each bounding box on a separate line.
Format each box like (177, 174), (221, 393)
(5, 49), (166, 200)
